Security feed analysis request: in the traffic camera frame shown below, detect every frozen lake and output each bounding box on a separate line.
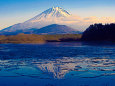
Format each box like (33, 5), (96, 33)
(0, 42), (115, 86)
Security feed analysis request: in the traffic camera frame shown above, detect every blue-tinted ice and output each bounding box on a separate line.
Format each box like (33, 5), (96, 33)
(0, 42), (115, 86)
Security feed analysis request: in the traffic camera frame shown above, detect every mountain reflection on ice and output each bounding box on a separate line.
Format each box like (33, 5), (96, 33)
(0, 57), (115, 79)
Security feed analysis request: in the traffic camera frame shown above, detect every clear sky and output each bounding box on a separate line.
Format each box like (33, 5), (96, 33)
(0, 0), (115, 29)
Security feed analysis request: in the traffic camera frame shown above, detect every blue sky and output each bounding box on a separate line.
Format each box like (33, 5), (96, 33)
(0, 0), (115, 29)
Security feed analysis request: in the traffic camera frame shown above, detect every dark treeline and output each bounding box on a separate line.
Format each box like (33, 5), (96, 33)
(82, 23), (115, 41)
(0, 34), (82, 43)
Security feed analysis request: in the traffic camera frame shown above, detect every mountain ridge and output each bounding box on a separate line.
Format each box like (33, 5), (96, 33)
(1, 7), (72, 33)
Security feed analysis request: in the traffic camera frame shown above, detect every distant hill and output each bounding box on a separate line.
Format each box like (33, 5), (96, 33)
(33, 24), (80, 34)
(0, 24), (81, 35)
(82, 23), (115, 41)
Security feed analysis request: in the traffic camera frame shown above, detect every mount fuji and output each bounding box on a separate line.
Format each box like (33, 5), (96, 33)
(0, 7), (81, 35)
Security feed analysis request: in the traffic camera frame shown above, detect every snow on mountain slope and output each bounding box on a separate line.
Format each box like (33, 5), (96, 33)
(26, 7), (70, 23)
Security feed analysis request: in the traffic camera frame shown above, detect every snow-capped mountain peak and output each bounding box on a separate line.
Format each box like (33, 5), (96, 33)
(43, 7), (70, 17)
(37, 7), (70, 17)
(26, 7), (71, 22)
